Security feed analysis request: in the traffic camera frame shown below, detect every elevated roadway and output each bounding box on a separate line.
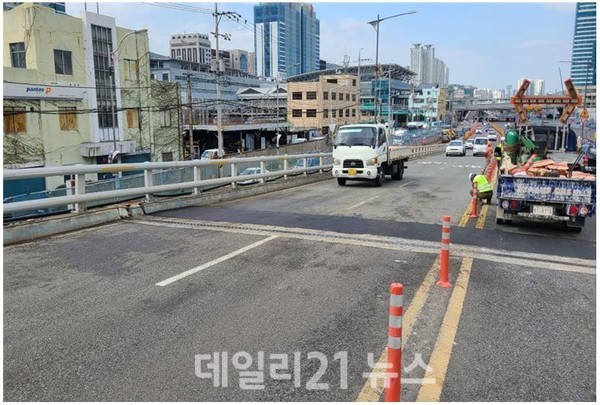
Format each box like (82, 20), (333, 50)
(4, 132), (596, 401)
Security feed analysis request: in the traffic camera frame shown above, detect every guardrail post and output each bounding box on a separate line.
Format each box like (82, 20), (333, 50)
(231, 163), (237, 189)
(260, 161), (266, 184)
(193, 164), (202, 195)
(319, 156), (323, 173)
(283, 159), (288, 180)
(74, 173), (86, 213)
(144, 169), (153, 201)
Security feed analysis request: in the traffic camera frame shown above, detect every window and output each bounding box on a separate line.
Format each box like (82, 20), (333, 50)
(292, 92), (302, 100)
(292, 109), (302, 117)
(352, 109), (356, 117)
(54, 49), (73, 75)
(91, 24), (116, 129)
(339, 109), (343, 117)
(323, 92), (328, 100)
(306, 109), (317, 117)
(332, 110), (336, 118)
(345, 109), (350, 117)
(346, 94), (350, 101)
(332, 92), (337, 101)
(126, 109), (139, 129)
(162, 152), (174, 162)
(352, 94), (356, 102)
(4, 108), (26, 134)
(59, 107), (77, 131)
(124, 59), (138, 81)
(323, 109), (328, 118)
(160, 109), (172, 127)
(10, 42), (26, 68)
(306, 91), (317, 100)
(162, 73), (169, 81)
(339, 93), (343, 101)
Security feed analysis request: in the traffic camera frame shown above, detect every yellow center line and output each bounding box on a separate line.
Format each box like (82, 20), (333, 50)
(416, 257), (474, 402)
(356, 257), (440, 402)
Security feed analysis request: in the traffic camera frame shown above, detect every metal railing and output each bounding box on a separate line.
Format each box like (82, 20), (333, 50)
(4, 145), (446, 216)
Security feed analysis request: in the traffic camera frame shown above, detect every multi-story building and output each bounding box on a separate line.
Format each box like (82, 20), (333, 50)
(410, 43), (448, 87)
(229, 49), (250, 73)
(408, 84), (443, 122)
(517, 78), (535, 95)
(3, 3), (180, 192)
(570, 2), (596, 107)
(170, 32), (212, 65)
(533, 79), (545, 95)
(287, 74), (358, 133)
(254, 2), (320, 78)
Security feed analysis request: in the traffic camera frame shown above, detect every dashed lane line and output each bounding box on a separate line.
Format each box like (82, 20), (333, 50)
(155, 235), (278, 286)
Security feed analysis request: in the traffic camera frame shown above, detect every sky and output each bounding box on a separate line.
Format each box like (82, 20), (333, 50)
(65, 1), (580, 93)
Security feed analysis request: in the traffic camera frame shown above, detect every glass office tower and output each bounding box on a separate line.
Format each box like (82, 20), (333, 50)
(254, 2), (320, 78)
(570, 2), (596, 87)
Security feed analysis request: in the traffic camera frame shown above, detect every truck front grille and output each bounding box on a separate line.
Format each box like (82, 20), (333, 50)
(343, 160), (364, 168)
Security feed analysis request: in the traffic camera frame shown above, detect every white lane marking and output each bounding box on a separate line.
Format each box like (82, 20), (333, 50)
(137, 218), (596, 275)
(155, 235), (278, 286)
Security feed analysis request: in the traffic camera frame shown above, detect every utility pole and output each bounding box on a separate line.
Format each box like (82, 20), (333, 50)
(186, 73), (193, 159)
(214, 3), (224, 159)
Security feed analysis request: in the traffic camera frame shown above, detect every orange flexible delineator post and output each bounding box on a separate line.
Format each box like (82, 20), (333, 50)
(470, 182), (478, 218)
(385, 283), (403, 402)
(437, 215), (452, 288)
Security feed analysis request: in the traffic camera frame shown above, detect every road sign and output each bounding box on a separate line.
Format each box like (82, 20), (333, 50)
(580, 108), (589, 120)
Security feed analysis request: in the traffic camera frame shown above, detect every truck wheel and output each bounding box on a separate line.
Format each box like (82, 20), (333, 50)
(391, 162), (401, 180)
(397, 163), (404, 180)
(337, 178), (346, 186)
(374, 169), (384, 187)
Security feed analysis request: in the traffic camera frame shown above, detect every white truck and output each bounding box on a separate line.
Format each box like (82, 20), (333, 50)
(332, 124), (411, 186)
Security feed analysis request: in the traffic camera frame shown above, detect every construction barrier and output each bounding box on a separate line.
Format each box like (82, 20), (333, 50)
(437, 216), (452, 288)
(385, 283), (403, 402)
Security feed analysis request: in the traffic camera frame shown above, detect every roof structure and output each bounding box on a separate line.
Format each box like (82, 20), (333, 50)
(286, 63), (416, 83)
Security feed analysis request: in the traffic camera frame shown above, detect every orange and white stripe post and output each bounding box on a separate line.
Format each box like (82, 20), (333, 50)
(437, 215), (452, 288)
(469, 182), (478, 218)
(385, 283), (403, 402)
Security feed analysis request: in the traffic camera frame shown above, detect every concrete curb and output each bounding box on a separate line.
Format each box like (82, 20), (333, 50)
(4, 173), (331, 245)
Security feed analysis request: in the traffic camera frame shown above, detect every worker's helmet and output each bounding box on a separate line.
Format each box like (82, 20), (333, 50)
(469, 173), (476, 182)
(500, 137), (505, 142)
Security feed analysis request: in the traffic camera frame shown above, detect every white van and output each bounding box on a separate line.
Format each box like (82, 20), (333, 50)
(472, 137), (489, 156)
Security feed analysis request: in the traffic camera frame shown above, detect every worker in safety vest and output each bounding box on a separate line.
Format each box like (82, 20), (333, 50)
(469, 173), (493, 204)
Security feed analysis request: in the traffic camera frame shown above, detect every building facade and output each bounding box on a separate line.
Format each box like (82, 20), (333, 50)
(410, 43), (448, 87)
(570, 2), (596, 108)
(287, 74), (358, 133)
(254, 2), (320, 78)
(229, 49), (250, 73)
(3, 3), (180, 190)
(170, 33), (212, 65)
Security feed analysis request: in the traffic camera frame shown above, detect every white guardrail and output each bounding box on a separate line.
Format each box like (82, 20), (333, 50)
(4, 145), (446, 216)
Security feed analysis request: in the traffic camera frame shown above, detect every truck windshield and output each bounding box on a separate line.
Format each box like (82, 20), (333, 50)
(335, 127), (376, 147)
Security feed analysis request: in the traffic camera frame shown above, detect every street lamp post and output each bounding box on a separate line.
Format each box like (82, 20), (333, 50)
(367, 10), (416, 123)
(109, 28), (147, 161)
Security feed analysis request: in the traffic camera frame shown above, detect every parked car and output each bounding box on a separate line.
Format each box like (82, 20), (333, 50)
(237, 167), (272, 185)
(472, 137), (489, 156)
(200, 148), (219, 160)
(475, 128), (483, 134)
(445, 140), (466, 156)
(293, 157), (321, 169)
(465, 138), (475, 149)
(580, 143), (596, 174)
(487, 132), (497, 141)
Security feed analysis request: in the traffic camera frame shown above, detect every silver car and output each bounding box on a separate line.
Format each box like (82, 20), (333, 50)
(445, 140), (466, 156)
